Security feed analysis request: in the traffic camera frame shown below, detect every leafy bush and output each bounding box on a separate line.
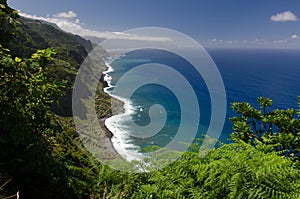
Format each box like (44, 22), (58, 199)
(117, 143), (300, 199)
(231, 97), (300, 159)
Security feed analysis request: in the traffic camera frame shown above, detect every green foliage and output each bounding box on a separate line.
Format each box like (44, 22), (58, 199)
(0, 44), (109, 198)
(0, 3), (117, 198)
(104, 143), (300, 199)
(0, 0), (19, 47)
(9, 16), (100, 117)
(0, 2), (113, 198)
(230, 97), (300, 159)
(0, 45), (66, 197)
(188, 144), (300, 199)
(0, 47), (62, 134)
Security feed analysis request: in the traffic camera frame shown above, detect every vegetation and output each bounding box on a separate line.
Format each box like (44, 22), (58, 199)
(1, 1), (300, 198)
(231, 97), (300, 160)
(121, 143), (300, 198)
(0, 1), (109, 198)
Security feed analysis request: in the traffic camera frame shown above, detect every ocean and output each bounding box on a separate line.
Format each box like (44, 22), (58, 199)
(103, 48), (300, 161)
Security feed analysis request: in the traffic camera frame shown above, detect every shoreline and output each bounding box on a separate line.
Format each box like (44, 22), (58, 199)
(98, 70), (126, 158)
(99, 117), (118, 156)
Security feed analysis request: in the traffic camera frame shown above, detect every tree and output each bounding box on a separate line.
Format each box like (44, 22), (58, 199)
(230, 97), (300, 159)
(0, 0), (19, 47)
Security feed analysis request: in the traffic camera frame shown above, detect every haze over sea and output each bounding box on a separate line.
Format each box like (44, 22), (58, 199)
(104, 48), (300, 160)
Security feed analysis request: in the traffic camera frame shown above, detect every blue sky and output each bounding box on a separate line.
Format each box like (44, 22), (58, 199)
(8, 0), (300, 48)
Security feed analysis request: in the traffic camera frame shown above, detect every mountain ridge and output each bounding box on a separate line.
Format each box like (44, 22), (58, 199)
(11, 16), (108, 117)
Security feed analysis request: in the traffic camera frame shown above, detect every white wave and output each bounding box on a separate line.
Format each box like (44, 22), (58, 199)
(102, 60), (144, 162)
(105, 115), (144, 162)
(103, 62), (114, 74)
(104, 74), (112, 81)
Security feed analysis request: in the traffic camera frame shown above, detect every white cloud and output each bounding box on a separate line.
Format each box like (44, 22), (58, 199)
(273, 39), (288, 44)
(206, 36), (300, 49)
(270, 10), (298, 22)
(53, 11), (77, 19)
(291, 34), (299, 39)
(19, 11), (171, 42)
(272, 34), (300, 48)
(19, 12), (46, 22)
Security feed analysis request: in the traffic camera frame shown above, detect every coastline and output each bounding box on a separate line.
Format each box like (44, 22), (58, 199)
(99, 117), (118, 156)
(98, 97), (125, 157)
(98, 66), (126, 158)
(98, 58), (143, 161)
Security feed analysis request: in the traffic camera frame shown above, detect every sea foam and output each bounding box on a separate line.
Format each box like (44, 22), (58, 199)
(103, 60), (144, 162)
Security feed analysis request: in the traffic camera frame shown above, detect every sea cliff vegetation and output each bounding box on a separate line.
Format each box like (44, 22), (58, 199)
(1, 1), (300, 198)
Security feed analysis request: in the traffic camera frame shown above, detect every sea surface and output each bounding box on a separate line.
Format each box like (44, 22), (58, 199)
(104, 48), (300, 161)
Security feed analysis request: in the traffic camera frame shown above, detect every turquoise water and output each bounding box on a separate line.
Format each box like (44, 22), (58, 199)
(104, 48), (300, 160)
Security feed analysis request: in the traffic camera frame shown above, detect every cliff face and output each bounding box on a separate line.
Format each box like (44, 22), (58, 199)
(11, 17), (108, 117)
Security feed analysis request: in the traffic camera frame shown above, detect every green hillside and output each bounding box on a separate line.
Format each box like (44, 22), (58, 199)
(0, 3), (112, 198)
(10, 16), (110, 117)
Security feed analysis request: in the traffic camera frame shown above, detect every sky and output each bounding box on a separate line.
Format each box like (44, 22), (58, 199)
(8, 0), (300, 49)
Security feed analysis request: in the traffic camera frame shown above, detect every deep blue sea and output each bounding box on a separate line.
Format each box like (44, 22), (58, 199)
(104, 48), (300, 160)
